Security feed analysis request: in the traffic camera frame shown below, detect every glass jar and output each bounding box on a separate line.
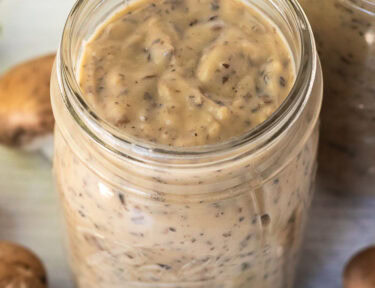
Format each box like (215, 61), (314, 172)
(51, 0), (323, 287)
(298, 0), (375, 194)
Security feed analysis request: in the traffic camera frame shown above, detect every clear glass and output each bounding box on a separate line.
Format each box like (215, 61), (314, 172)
(299, 0), (375, 194)
(51, 0), (323, 287)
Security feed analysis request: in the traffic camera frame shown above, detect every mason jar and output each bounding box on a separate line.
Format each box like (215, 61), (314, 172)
(51, 0), (323, 287)
(298, 0), (375, 194)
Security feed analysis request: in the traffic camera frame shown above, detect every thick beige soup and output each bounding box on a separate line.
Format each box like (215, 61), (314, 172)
(79, 0), (295, 146)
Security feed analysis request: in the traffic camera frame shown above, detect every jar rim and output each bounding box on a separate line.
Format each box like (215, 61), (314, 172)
(57, 0), (317, 162)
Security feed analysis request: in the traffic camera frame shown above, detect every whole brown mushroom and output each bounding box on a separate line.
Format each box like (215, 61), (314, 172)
(0, 54), (55, 157)
(343, 246), (375, 288)
(0, 241), (47, 288)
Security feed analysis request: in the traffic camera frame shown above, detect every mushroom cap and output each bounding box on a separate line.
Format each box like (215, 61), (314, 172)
(0, 54), (55, 147)
(0, 241), (47, 288)
(343, 246), (375, 288)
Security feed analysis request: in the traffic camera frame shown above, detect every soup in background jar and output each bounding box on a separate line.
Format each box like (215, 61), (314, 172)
(299, 0), (375, 194)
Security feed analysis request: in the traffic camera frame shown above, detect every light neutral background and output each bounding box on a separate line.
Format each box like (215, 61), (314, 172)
(0, 1), (375, 287)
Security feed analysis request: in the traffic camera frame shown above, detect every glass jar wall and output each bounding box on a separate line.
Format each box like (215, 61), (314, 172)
(51, 0), (323, 287)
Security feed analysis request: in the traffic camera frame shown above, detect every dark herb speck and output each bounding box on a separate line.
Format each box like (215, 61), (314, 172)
(119, 193), (126, 206)
(189, 19), (198, 26)
(241, 262), (250, 271)
(158, 264), (171, 270)
(279, 76), (286, 87)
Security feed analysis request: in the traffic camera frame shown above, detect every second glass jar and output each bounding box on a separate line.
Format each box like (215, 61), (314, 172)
(299, 0), (375, 194)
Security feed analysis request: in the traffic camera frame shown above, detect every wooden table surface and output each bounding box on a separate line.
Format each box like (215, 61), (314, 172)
(1, 1), (375, 288)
